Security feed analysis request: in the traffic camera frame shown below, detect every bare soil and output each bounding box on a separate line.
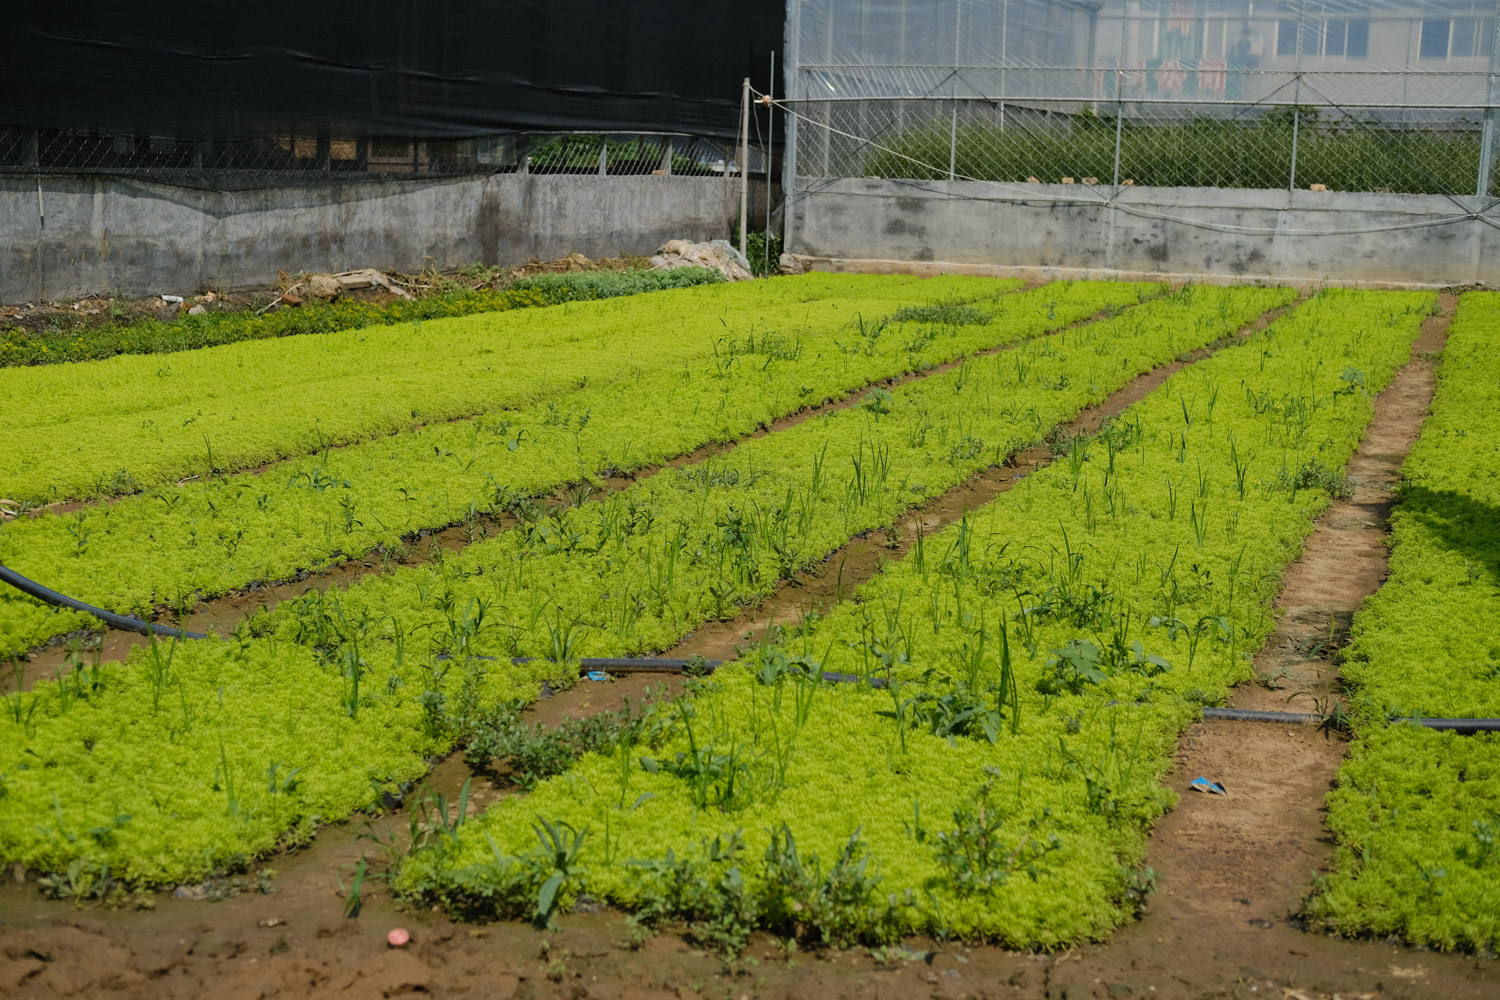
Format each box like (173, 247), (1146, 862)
(0, 255), (645, 337)
(5, 296), (1493, 999)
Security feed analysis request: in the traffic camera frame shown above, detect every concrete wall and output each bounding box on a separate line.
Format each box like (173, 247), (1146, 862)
(1, 172), (739, 301)
(786, 178), (1500, 288)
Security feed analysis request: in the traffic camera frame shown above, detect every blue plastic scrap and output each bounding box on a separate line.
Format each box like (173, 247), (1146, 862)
(1189, 776), (1228, 796)
(586, 670), (609, 682)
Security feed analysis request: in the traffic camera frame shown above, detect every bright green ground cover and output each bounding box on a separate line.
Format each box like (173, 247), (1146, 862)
(1307, 292), (1500, 952)
(250, 285), (1288, 661)
(394, 289), (1433, 948)
(0, 268), (725, 370)
(0, 284), (1283, 887)
(0, 280), (1168, 656)
(0, 274), (1010, 505)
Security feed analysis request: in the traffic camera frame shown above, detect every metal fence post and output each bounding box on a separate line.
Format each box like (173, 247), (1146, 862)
(948, 0), (962, 180)
(1290, 0), (1306, 191)
(999, 0), (1008, 131)
(1480, 117), (1496, 200)
(766, 51), (776, 275)
(1113, 111), (1124, 187)
(949, 102), (959, 180)
(1112, 2), (1131, 189)
(1289, 107), (1301, 191)
(782, 0), (801, 252)
(740, 77), (750, 258)
(1477, 0), (1500, 197)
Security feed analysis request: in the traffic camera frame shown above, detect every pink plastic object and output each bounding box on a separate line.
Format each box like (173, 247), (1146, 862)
(387, 927), (411, 948)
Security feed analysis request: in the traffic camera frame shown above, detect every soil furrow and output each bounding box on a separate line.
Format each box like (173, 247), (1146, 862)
(1055, 293), (1498, 997)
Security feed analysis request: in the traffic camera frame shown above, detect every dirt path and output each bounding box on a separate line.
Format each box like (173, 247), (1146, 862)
(6, 297), (1497, 999)
(1056, 294), (1494, 998)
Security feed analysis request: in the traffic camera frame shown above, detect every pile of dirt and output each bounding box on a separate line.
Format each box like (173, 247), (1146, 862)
(649, 239), (754, 281)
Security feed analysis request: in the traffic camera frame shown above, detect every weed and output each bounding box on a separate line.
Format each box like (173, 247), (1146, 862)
(889, 302), (992, 327)
(931, 784), (1062, 896)
(1036, 640), (1108, 696)
(1281, 458), (1354, 500)
(761, 825), (906, 947)
(629, 831), (759, 954)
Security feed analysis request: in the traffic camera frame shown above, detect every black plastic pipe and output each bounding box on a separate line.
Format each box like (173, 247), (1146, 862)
(1393, 717), (1500, 734)
(1200, 706), (1500, 735)
(0, 563), (207, 640)
(580, 657), (723, 672)
(574, 658), (888, 687)
(1200, 707), (1323, 725)
(471, 655), (890, 687)
(819, 670), (890, 689)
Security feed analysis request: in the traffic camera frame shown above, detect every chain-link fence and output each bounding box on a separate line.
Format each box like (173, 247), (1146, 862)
(798, 96), (1492, 196)
(785, 0), (1500, 199)
(0, 127), (738, 189)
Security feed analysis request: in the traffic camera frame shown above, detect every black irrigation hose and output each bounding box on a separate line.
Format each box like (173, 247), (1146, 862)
(0, 563), (207, 640)
(574, 658), (889, 687)
(573, 659), (889, 688)
(1393, 717), (1500, 734)
(1200, 707), (1323, 725)
(441, 653), (890, 687)
(580, 657), (723, 672)
(1200, 706), (1500, 734)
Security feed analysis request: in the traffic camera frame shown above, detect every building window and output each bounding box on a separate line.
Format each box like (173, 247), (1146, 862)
(1323, 19), (1370, 57)
(1421, 17), (1489, 59)
(1277, 11), (1298, 56)
(1143, 3), (1239, 61)
(1277, 2), (1371, 59)
(1420, 1), (1495, 61)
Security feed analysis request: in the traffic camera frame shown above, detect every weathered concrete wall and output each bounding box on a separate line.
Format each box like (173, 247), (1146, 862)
(1, 173), (738, 301)
(786, 178), (1499, 288)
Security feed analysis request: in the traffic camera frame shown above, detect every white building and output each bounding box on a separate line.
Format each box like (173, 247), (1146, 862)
(790, 0), (1497, 110)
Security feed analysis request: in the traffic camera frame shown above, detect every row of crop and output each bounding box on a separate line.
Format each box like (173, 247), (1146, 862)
(0, 273), (1009, 504)
(1306, 292), (1500, 953)
(393, 289), (1434, 949)
(0, 268), (727, 370)
(0, 285), (1288, 886)
(249, 285), (1288, 660)
(0, 280), (1163, 656)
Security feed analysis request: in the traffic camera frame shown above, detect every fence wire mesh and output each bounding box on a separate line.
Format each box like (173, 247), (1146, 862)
(0, 128), (736, 189)
(787, 0), (1500, 198)
(800, 97), (1492, 196)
